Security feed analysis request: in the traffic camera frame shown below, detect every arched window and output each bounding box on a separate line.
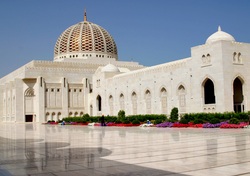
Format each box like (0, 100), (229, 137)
(203, 79), (215, 104)
(119, 93), (125, 110)
(238, 53), (241, 63)
(90, 105), (93, 116)
(58, 112), (62, 120)
(52, 112), (56, 121)
(69, 112), (72, 117)
(160, 88), (167, 114)
(145, 90), (151, 114)
(178, 85), (186, 110)
(96, 95), (102, 111)
(131, 92), (137, 115)
(109, 95), (114, 115)
(233, 52), (237, 62)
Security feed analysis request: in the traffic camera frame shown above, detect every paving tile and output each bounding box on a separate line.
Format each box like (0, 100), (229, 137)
(0, 123), (250, 176)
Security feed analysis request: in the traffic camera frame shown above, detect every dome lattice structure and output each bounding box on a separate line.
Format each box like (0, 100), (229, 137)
(54, 12), (118, 61)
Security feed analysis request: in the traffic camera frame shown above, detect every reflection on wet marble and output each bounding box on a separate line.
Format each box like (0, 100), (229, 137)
(0, 123), (250, 176)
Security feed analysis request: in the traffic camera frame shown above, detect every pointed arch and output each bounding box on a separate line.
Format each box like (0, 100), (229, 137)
(177, 85), (186, 112)
(58, 112), (62, 121)
(69, 112), (73, 117)
(24, 88), (35, 122)
(202, 78), (215, 104)
(145, 89), (151, 114)
(131, 91), (137, 115)
(90, 104), (93, 116)
(160, 87), (167, 114)
(109, 95), (114, 115)
(96, 95), (102, 111)
(119, 93), (125, 110)
(233, 76), (244, 112)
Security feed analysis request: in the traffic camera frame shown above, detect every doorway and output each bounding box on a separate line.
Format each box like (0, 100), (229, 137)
(25, 115), (33, 122)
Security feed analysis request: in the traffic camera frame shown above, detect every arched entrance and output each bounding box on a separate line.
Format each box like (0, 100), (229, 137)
(233, 77), (244, 112)
(203, 79), (215, 104)
(96, 95), (102, 111)
(24, 88), (35, 122)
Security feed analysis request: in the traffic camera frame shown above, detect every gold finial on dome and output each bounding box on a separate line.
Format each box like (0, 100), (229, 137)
(84, 8), (87, 21)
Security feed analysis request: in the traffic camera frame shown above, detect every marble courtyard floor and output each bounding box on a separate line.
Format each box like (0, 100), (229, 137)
(0, 123), (250, 176)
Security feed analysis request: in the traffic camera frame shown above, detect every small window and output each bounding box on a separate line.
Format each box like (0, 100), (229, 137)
(74, 89), (76, 92)
(57, 89), (60, 92)
(46, 88), (48, 92)
(51, 88), (54, 92)
(79, 89), (82, 92)
(69, 89), (71, 92)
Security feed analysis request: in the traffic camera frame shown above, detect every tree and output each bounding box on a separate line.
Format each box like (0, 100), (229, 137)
(118, 110), (126, 123)
(170, 107), (179, 122)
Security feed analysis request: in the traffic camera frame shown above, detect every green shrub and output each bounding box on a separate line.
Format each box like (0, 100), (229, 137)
(105, 116), (117, 123)
(122, 118), (130, 124)
(193, 118), (203, 124)
(209, 118), (220, 124)
(154, 119), (162, 125)
(82, 113), (90, 118)
(132, 119), (140, 125)
(115, 119), (122, 123)
(229, 117), (240, 124)
(179, 118), (188, 124)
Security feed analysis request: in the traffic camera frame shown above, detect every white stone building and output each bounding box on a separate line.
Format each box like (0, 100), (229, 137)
(1, 13), (250, 123)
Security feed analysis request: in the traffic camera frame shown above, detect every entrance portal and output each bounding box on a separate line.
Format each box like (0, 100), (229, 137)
(233, 77), (244, 112)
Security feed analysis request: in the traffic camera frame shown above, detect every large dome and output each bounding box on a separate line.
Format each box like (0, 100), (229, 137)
(206, 26), (235, 44)
(54, 12), (118, 61)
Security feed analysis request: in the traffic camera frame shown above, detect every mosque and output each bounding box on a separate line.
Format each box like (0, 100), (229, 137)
(1, 12), (250, 123)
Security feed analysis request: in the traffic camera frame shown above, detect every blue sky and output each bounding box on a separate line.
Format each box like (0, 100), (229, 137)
(0, 0), (250, 77)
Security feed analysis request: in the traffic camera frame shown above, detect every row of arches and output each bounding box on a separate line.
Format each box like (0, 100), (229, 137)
(203, 77), (244, 112)
(45, 111), (84, 122)
(95, 76), (244, 115)
(96, 85), (187, 115)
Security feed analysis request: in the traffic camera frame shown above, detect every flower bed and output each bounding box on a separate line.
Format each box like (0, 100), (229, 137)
(107, 122), (140, 127)
(156, 121), (249, 128)
(172, 123), (189, 128)
(220, 122), (248, 128)
(189, 124), (203, 128)
(202, 121), (228, 128)
(156, 122), (173, 128)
